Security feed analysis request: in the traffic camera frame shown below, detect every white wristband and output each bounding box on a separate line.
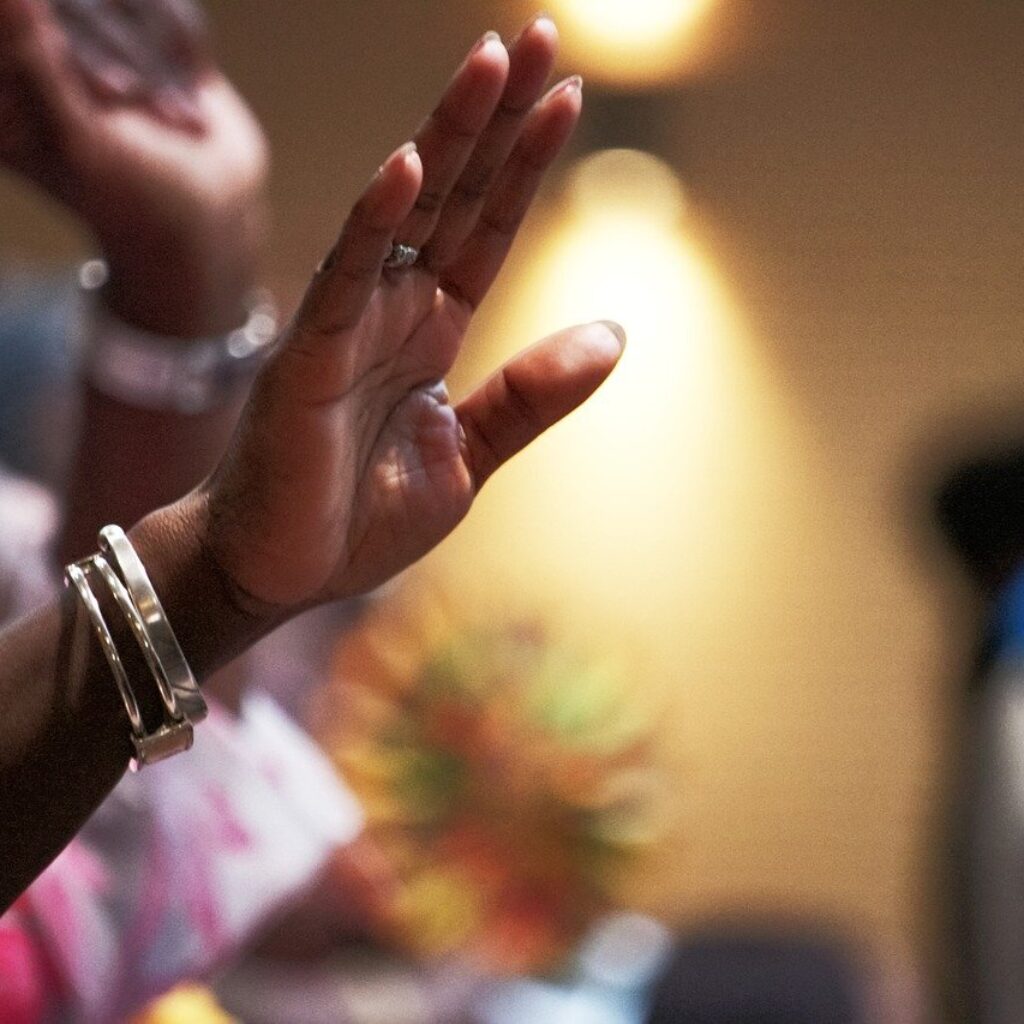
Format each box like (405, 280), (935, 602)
(78, 259), (278, 414)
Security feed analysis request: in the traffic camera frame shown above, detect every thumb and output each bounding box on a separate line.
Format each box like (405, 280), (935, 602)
(456, 320), (625, 490)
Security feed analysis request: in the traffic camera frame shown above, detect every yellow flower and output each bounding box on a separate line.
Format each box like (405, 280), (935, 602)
(131, 985), (236, 1024)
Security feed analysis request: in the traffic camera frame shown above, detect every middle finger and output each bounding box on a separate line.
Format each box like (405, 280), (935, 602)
(421, 13), (559, 272)
(394, 30), (508, 253)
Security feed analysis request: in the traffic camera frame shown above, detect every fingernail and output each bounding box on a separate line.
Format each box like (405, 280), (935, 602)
(519, 11), (555, 36)
(546, 74), (582, 101)
(378, 141), (416, 176)
(597, 320), (627, 351)
(474, 29), (502, 52)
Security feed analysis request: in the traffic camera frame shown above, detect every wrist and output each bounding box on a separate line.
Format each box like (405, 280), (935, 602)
(78, 260), (279, 415)
(99, 245), (255, 340)
(96, 198), (267, 339)
(128, 495), (287, 682)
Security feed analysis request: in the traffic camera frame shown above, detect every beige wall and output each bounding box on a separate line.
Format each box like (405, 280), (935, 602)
(7, 0), (1024, 982)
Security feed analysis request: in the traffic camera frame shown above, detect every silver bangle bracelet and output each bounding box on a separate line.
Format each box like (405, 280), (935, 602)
(98, 525), (207, 726)
(65, 560), (146, 738)
(77, 259), (279, 415)
(64, 525), (205, 771)
(89, 555), (184, 722)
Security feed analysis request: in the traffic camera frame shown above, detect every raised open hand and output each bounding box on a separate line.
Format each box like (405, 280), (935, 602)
(0, 0), (266, 333)
(198, 17), (624, 611)
(50, 0), (211, 129)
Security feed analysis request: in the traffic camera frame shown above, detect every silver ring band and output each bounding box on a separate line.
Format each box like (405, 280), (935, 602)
(383, 243), (419, 270)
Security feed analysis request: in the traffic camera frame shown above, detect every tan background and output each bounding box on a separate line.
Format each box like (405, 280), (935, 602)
(6, 0), (1024, 997)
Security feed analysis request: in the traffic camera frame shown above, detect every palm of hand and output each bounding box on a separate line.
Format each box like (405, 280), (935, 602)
(204, 23), (622, 614)
(214, 266), (476, 608)
(302, 274), (476, 600)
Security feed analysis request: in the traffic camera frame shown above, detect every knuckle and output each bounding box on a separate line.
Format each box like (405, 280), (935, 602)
(432, 103), (479, 142)
(347, 199), (390, 238)
(414, 189), (445, 214)
(453, 166), (495, 205)
(480, 211), (517, 239)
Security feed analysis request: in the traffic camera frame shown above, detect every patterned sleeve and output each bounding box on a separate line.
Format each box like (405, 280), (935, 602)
(16, 697), (364, 1024)
(0, 467), (364, 1024)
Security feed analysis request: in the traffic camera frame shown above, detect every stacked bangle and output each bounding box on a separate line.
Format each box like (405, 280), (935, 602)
(98, 525), (207, 725)
(64, 525), (206, 771)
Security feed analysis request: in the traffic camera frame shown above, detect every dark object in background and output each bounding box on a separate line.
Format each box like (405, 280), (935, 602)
(936, 452), (1024, 598)
(644, 927), (860, 1024)
(933, 449), (1024, 1024)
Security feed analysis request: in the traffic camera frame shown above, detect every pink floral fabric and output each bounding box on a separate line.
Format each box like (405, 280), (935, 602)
(0, 468), (363, 1023)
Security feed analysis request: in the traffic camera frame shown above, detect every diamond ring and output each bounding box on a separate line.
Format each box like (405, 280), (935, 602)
(383, 243), (419, 270)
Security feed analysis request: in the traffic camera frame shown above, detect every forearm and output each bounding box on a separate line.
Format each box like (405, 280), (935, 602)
(0, 594), (126, 908)
(0, 498), (278, 911)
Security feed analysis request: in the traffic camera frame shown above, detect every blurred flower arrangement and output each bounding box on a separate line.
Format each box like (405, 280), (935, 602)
(314, 588), (659, 976)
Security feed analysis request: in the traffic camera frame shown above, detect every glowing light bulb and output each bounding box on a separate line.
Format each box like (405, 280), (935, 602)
(548, 0), (716, 87)
(512, 150), (732, 558)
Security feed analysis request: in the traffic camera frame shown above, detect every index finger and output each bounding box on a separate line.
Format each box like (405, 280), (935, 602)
(292, 141), (424, 344)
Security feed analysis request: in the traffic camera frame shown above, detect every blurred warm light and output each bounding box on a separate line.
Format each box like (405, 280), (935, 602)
(568, 147), (687, 217)
(443, 148), (804, 651)
(512, 151), (735, 617)
(547, 0), (716, 87)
